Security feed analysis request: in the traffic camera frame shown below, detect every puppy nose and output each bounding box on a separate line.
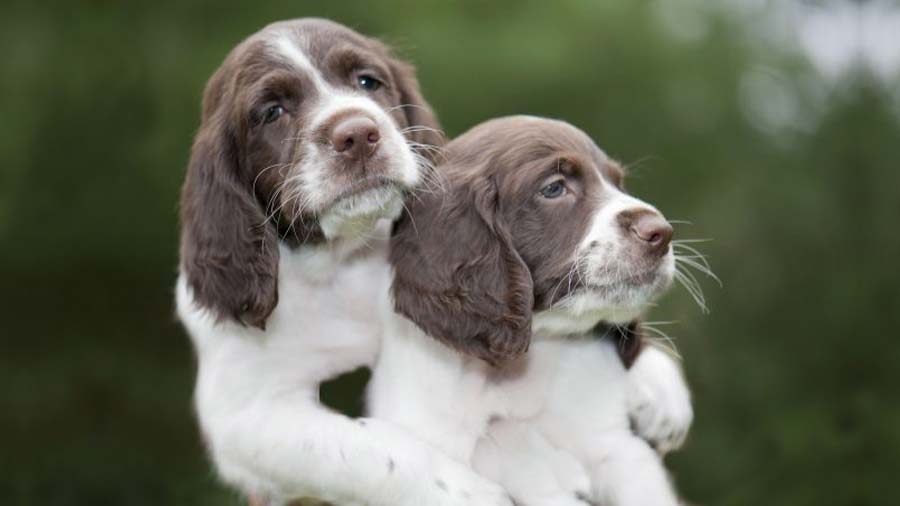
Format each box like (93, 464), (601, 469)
(330, 116), (380, 159)
(620, 210), (673, 256)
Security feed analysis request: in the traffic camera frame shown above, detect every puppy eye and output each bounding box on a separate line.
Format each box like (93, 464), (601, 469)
(357, 75), (383, 91)
(263, 105), (285, 124)
(540, 180), (566, 199)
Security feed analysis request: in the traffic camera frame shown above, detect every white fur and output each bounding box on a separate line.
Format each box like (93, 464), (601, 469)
(178, 227), (513, 506)
(369, 191), (691, 506)
(534, 188), (677, 336)
(179, 35), (511, 506)
(369, 322), (685, 506)
(181, 34), (692, 505)
(627, 345), (693, 454)
(271, 33), (420, 231)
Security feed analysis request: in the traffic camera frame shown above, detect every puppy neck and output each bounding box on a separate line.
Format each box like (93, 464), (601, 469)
(532, 294), (643, 338)
(281, 219), (391, 284)
(532, 307), (604, 338)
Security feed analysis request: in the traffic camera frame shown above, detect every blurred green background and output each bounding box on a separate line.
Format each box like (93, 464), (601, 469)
(2, 0), (898, 504)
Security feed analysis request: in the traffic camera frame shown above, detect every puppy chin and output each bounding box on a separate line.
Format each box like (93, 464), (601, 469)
(533, 260), (675, 337)
(590, 268), (674, 320)
(533, 295), (646, 338)
(319, 186), (404, 239)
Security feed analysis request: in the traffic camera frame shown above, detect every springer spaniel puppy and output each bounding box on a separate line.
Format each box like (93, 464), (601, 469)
(368, 116), (692, 506)
(175, 19), (517, 506)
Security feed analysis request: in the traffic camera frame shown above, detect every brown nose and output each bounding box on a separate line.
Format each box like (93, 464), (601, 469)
(619, 210), (673, 256)
(330, 116), (380, 160)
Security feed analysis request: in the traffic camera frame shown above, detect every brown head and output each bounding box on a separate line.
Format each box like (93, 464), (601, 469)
(390, 116), (674, 364)
(180, 18), (441, 328)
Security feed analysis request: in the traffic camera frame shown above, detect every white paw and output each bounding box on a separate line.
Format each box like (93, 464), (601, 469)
(627, 346), (693, 454)
(544, 447), (591, 500)
(426, 459), (515, 506)
(516, 491), (599, 506)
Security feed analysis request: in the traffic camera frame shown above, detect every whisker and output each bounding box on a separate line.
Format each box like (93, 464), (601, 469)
(672, 238), (713, 244)
(388, 103), (436, 115)
(675, 254), (722, 287)
(641, 320), (679, 326)
(253, 162), (291, 194)
(620, 155), (662, 175)
(639, 322), (682, 360)
(399, 198), (420, 238)
(674, 267), (709, 313)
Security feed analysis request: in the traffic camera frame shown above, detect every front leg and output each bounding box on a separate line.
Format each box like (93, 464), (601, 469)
(583, 432), (678, 506)
(472, 420), (594, 506)
(205, 394), (513, 506)
(627, 345), (693, 454)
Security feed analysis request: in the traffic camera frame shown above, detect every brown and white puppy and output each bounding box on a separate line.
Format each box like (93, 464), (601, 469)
(180, 18), (439, 328)
(176, 19), (515, 506)
(368, 116), (692, 506)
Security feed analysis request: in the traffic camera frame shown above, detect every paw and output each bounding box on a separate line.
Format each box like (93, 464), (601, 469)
(512, 491), (598, 506)
(545, 447), (591, 499)
(627, 346), (693, 454)
(427, 460), (515, 506)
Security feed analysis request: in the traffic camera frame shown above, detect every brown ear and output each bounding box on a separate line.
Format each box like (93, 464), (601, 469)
(179, 108), (279, 330)
(390, 174), (533, 365)
(387, 57), (444, 158)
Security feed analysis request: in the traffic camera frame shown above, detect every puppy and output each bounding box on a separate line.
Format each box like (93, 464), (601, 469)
(176, 19), (515, 506)
(368, 116), (692, 505)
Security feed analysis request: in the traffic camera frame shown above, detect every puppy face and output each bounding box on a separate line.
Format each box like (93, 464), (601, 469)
(391, 116), (673, 363)
(202, 19), (440, 239)
(484, 120), (675, 332)
(181, 19), (440, 327)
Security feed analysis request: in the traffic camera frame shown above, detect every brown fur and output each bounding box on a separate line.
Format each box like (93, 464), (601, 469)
(391, 117), (640, 364)
(180, 19), (440, 329)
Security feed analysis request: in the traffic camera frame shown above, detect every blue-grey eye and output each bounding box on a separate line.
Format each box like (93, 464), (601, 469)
(358, 75), (383, 91)
(540, 180), (566, 199)
(263, 105), (285, 124)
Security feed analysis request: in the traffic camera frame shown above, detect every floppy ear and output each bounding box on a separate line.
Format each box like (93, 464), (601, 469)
(179, 110), (279, 330)
(390, 173), (533, 365)
(387, 57), (444, 157)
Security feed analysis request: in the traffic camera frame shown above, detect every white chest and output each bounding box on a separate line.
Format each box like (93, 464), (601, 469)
(178, 234), (394, 418)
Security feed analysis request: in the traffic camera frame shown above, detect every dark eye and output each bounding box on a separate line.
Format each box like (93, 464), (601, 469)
(263, 104), (285, 124)
(357, 75), (383, 91)
(540, 180), (566, 199)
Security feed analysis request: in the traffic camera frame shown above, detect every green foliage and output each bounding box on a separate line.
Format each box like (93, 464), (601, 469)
(1, 1), (897, 504)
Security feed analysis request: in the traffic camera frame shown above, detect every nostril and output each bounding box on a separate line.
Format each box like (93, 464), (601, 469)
(330, 116), (380, 157)
(630, 225), (654, 243)
(333, 131), (356, 153)
(628, 216), (673, 254)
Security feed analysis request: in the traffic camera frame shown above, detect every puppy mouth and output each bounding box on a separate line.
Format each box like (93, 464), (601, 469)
(322, 175), (407, 223)
(619, 269), (665, 287)
(582, 264), (671, 293)
(330, 175), (400, 204)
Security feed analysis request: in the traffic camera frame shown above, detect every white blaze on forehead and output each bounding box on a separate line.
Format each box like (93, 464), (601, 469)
(263, 33), (420, 222)
(268, 33), (385, 129)
(309, 95), (384, 131)
(271, 35), (331, 94)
